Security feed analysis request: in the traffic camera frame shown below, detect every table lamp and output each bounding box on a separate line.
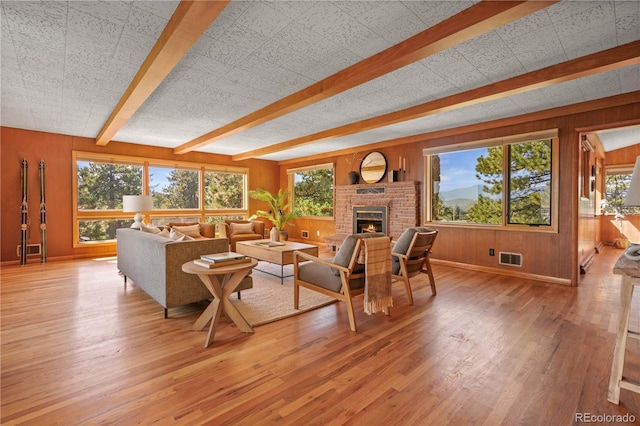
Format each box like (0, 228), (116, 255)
(122, 195), (153, 229)
(623, 156), (640, 260)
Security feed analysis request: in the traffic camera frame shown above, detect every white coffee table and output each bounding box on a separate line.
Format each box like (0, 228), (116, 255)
(235, 239), (318, 284)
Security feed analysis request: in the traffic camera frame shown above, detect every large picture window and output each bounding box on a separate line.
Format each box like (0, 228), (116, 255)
(288, 163), (334, 218)
(73, 152), (249, 246)
(149, 165), (199, 209)
(76, 158), (143, 241)
(204, 170), (245, 210)
(426, 131), (557, 230)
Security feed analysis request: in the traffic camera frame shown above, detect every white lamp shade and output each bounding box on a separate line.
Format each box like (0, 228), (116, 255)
(122, 195), (153, 212)
(624, 156), (640, 207)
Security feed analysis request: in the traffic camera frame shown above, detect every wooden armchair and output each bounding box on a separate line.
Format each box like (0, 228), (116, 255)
(391, 227), (438, 304)
(293, 233), (388, 332)
(217, 219), (265, 251)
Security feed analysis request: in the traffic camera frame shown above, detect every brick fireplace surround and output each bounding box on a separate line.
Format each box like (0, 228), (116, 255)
(326, 181), (421, 250)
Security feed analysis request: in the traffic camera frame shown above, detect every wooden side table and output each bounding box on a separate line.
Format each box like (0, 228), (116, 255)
(182, 259), (257, 347)
(608, 252), (640, 404)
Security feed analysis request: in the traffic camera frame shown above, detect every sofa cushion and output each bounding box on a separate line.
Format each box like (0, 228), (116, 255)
(141, 223), (161, 234)
(230, 222), (254, 235)
(172, 224), (201, 238)
(169, 228), (194, 241)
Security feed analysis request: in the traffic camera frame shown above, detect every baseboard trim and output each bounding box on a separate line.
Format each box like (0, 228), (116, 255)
(430, 259), (573, 286)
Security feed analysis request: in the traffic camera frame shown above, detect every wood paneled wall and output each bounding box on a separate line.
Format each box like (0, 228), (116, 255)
(0, 127), (279, 263)
(2, 102), (638, 285)
(283, 102), (640, 286)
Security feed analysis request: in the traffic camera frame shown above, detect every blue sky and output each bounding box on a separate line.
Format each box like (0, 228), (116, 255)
(438, 148), (487, 193)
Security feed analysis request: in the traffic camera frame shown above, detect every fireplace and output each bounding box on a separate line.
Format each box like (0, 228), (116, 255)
(353, 206), (387, 234)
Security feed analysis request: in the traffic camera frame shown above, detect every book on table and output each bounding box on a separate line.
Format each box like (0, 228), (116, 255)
(193, 257), (250, 269)
(200, 252), (246, 263)
(255, 241), (286, 247)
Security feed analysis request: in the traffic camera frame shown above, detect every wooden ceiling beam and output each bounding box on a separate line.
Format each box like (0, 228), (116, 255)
(95, 1), (229, 146)
(174, 0), (556, 155)
(277, 91), (640, 166)
(235, 41), (640, 161)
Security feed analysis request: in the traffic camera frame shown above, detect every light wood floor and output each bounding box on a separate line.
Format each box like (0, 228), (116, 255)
(2, 247), (639, 425)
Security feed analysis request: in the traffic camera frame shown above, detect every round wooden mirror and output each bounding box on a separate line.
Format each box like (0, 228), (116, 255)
(360, 151), (387, 183)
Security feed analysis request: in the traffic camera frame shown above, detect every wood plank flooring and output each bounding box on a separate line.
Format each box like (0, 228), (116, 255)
(2, 247), (639, 425)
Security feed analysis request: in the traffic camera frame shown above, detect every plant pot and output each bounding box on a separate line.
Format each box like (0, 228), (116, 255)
(348, 171), (359, 185)
(279, 230), (288, 241)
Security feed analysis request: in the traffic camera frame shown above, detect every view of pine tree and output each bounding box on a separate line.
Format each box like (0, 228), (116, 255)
(604, 174), (640, 215)
(437, 139), (552, 225)
(294, 168), (333, 216)
(466, 146), (503, 224)
(77, 162), (142, 240)
(205, 172), (243, 209)
(507, 140), (551, 224)
(152, 169), (199, 209)
(466, 194), (502, 224)
(77, 163), (142, 209)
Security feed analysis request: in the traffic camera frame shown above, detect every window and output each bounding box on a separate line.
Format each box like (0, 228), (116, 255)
(507, 139), (552, 225)
(425, 131), (557, 230)
(288, 163), (334, 217)
(204, 170), (245, 209)
(73, 152), (249, 246)
(77, 160), (143, 210)
(76, 157), (143, 242)
(603, 168), (640, 215)
(149, 165), (199, 209)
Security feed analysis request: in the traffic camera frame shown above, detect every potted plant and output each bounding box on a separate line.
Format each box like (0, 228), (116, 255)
(345, 152), (360, 184)
(249, 188), (299, 241)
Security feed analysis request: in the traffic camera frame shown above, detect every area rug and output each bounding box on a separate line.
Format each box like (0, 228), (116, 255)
(230, 265), (336, 326)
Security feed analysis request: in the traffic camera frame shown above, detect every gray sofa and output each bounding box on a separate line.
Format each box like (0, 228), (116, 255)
(116, 228), (253, 318)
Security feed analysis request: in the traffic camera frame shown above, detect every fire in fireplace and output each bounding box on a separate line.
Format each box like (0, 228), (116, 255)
(353, 206), (388, 234)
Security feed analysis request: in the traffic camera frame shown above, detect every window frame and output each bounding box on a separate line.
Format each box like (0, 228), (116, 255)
(72, 151), (249, 247)
(423, 130), (559, 233)
(287, 162), (335, 220)
(602, 164), (640, 216)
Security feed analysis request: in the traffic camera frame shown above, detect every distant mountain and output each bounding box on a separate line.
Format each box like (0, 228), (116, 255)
(439, 184), (483, 202)
(438, 184), (489, 211)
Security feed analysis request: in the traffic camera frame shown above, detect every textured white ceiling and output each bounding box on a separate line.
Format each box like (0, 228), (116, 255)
(1, 1), (639, 161)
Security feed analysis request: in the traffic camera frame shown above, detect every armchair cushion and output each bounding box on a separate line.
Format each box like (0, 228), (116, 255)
(230, 222), (254, 235)
(297, 261), (346, 293)
(391, 227), (436, 275)
(220, 220), (265, 251)
(332, 232), (385, 276)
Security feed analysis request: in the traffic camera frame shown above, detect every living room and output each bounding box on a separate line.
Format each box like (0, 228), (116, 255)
(2, 0), (640, 423)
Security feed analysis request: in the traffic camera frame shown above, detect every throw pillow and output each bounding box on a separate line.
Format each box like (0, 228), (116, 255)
(230, 222), (254, 235)
(140, 223), (161, 234)
(172, 224), (201, 238)
(158, 229), (170, 238)
(169, 228), (194, 242)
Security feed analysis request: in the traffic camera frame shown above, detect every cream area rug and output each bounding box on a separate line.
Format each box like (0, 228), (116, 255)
(230, 263), (336, 326)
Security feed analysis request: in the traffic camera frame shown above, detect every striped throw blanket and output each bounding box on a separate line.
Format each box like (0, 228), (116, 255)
(363, 237), (393, 315)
